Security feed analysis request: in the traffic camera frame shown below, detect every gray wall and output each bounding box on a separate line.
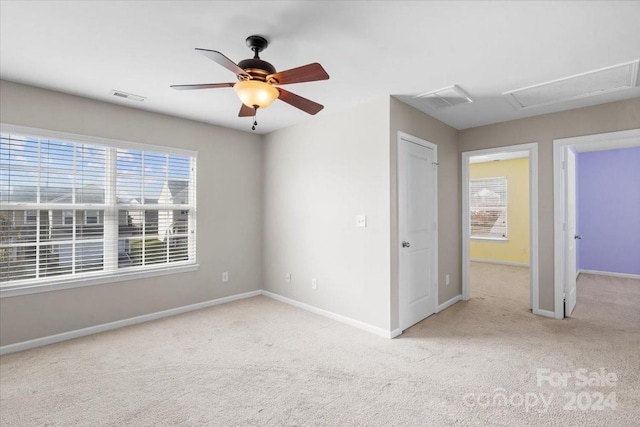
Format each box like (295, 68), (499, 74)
(0, 80), (264, 346)
(262, 97), (461, 332)
(2, 78), (638, 345)
(262, 98), (392, 330)
(389, 98), (460, 329)
(458, 97), (640, 312)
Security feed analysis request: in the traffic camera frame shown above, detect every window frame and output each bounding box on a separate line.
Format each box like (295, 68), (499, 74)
(1, 124), (198, 297)
(469, 176), (508, 241)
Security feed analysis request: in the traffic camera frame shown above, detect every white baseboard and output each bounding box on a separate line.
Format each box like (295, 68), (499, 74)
(0, 290), (262, 356)
(436, 294), (462, 313)
(578, 269), (640, 280)
(470, 258), (529, 268)
(389, 328), (402, 338)
(261, 290), (396, 339)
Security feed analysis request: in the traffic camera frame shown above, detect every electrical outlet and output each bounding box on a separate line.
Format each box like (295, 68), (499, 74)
(356, 215), (367, 228)
(446, 274), (450, 285)
(286, 273), (292, 283)
(222, 271), (229, 282)
(311, 278), (317, 290)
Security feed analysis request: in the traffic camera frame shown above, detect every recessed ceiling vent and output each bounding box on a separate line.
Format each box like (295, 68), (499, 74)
(413, 85), (474, 109)
(503, 60), (639, 110)
(110, 90), (146, 102)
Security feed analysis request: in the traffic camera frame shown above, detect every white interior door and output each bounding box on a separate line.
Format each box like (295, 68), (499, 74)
(399, 136), (437, 331)
(564, 147), (577, 316)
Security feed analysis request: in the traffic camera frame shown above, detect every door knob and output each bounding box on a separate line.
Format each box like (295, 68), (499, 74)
(402, 241), (411, 248)
(574, 235), (582, 240)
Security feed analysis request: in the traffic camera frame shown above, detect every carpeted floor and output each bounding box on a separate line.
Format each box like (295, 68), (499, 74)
(1, 264), (638, 426)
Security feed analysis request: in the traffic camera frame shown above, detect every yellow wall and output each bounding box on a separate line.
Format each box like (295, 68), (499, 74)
(470, 158), (529, 265)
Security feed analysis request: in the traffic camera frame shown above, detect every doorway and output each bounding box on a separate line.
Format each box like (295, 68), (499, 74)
(398, 132), (438, 331)
(553, 129), (640, 319)
(462, 143), (540, 313)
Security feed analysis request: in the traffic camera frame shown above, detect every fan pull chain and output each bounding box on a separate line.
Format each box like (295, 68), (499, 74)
(251, 106), (258, 131)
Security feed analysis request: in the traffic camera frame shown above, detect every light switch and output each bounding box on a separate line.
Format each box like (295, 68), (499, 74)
(356, 215), (367, 228)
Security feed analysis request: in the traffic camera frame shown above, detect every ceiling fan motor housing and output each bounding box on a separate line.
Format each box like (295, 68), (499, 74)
(237, 58), (276, 81)
(239, 35), (277, 82)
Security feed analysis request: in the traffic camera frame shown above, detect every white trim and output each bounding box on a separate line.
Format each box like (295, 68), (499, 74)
(389, 328), (402, 338)
(261, 290), (397, 339)
(1, 264), (199, 298)
(0, 290), (261, 355)
(436, 294), (461, 313)
(470, 258), (530, 268)
(470, 237), (509, 242)
(0, 123), (198, 157)
(397, 131), (438, 331)
(462, 143), (539, 315)
(553, 129), (640, 319)
(579, 269), (640, 280)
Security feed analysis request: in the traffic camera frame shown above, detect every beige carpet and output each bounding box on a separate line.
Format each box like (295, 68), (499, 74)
(1, 266), (639, 426)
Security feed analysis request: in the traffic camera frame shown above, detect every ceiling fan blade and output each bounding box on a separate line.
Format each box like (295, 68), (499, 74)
(277, 88), (324, 115)
(170, 83), (235, 90)
(239, 104), (256, 117)
(268, 63), (329, 85)
(195, 48), (249, 78)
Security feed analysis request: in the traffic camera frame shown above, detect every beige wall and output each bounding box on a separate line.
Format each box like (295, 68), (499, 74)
(459, 97), (640, 311)
(262, 98), (392, 330)
(389, 98), (460, 329)
(0, 80), (264, 346)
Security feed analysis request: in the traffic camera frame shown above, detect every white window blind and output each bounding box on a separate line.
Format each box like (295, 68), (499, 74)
(470, 177), (507, 239)
(0, 127), (197, 290)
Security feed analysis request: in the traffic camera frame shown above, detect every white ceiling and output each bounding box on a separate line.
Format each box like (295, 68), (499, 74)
(1, 1), (639, 135)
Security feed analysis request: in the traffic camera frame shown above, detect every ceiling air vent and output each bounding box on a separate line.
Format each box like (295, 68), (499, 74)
(413, 85), (474, 109)
(110, 90), (146, 102)
(503, 60), (639, 110)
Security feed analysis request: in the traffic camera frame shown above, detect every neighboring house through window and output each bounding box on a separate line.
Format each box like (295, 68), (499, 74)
(0, 125), (197, 292)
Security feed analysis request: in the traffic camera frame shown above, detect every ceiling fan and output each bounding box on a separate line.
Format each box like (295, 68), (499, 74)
(171, 35), (330, 130)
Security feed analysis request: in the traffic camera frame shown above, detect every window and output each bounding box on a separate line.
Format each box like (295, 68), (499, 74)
(62, 210), (73, 225)
(84, 210), (100, 225)
(24, 210), (37, 224)
(0, 125), (197, 292)
(470, 177), (507, 239)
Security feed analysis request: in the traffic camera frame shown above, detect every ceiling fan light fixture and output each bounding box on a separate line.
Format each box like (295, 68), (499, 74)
(233, 80), (279, 109)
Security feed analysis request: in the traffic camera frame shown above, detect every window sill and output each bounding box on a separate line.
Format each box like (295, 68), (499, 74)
(0, 263), (199, 298)
(470, 237), (509, 242)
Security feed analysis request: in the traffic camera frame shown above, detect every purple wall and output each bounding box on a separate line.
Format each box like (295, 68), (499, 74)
(577, 147), (640, 275)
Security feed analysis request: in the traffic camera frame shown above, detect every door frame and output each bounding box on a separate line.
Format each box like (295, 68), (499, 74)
(461, 143), (539, 313)
(552, 128), (640, 319)
(397, 131), (438, 331)
(563, 146), (578, 317)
